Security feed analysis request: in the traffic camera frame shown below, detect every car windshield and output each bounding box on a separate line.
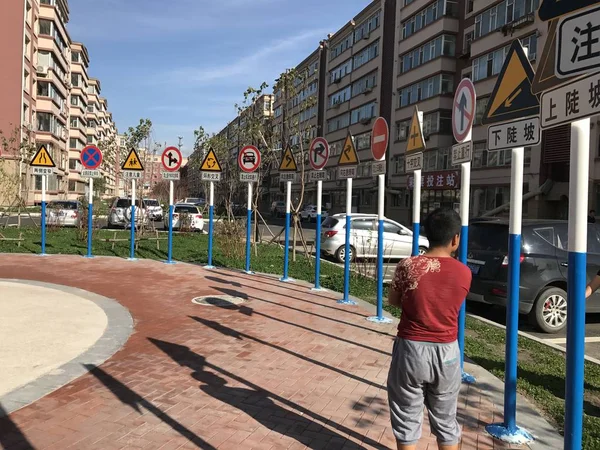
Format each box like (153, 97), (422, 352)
(49, 202), (77, 210)
(144, 200), (159, 206)
(175, 206), (199, 214)
(322, 217), (339, 228)
(469, 223), (509, 252)
(186, 198), (201, 204)
(115, 199), (143, 208)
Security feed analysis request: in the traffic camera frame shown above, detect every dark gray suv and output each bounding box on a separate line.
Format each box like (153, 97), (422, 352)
(466, 219), (600, 333)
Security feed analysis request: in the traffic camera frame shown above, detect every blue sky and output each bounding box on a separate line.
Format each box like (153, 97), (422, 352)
(69, 0), (369, 155)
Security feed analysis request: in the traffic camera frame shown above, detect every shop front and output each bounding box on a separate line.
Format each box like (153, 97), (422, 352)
(407, 169), (461, 221)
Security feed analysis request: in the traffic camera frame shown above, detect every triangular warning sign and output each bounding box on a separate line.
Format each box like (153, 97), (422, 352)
(30, 145), (56, 167)
(279, 147), (297, 172)
(121, 148), (144, 171)
(338, 133), (359, 166)
(482, 40), (539, 125)
(406, 107), (426, 154)
(200, 148), (222, 172)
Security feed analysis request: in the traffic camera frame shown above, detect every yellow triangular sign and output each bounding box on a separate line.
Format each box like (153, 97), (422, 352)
(121, 148), (144, 171)
(338, 133), (359, 166)
(279, 147), (297, 172)
(30, 145), (56, 167)
(200, 148), (222, 172)
(406, 107), (425, 153)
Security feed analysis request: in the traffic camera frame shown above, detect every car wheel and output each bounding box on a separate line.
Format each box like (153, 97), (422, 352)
(418, 246), (427, 255)
(335, 245), (355, 263)
(528, 287), (568, 333)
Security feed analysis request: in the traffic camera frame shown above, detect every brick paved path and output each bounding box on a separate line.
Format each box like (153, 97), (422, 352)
(0, 254), (531, 449)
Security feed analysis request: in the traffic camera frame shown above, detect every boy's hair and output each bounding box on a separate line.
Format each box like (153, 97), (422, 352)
(424, 208), (461, 248)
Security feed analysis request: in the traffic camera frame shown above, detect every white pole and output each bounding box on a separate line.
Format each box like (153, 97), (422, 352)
(210, 181), (214, 208)
(88, 178), (94, 205)
(460, 162), (470, 227)
(317, 180), (322, 216)
(169, 180), (174, 206)
(412, 169), (422, 256)
(378, 174), (385, 221)
(247, 182), (253, 211)
(131, 179), (136, 209)
(42, 174), (46, 203)
(286, 181), (291, 214)
(346, 177), (352, 215)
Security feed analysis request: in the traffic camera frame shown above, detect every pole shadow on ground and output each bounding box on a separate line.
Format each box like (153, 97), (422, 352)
(149, 338), (388, 449)
(0, 405), (34, 450)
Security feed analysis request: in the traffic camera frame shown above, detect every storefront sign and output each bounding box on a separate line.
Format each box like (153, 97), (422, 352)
(407, 170), (460, 190)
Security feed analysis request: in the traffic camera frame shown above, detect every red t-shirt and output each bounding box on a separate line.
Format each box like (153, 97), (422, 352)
(391, 255), (472, 343)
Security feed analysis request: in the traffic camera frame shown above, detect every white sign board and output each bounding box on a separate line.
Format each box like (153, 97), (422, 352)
(338, 166), (357, 179)
(32, 167), (54, 175)
(240, 172), (259, 183)
(488, 117), (541, 150)
(556, 5), (600, 79)
(122, 170), (143, 179)
(371, 160), (386, 175)
(451, 141), (473, 165)
(81, 169), (102, 178)
(202, 172), (221, 182)
(309, 171), (327, 181)
(162, 171), (180, 180)
(405, 152), (423, 172)
(280, 172), (296, 182)
(540, 71), (600, 129)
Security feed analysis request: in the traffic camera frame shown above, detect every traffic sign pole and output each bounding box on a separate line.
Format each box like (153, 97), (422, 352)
(338, 178), (356, 305)
(312, 179), (323, 291)
(206, 181), (215, 269)
(412, 170), (421, 256)
(564, 118), (590, 450)
(166, 180), (175, 265)
(129, 179), (136, 261)
(41, 175), (47, 256)
(86, 178), (94, 258)
(280, 181), (292, 282)
(245, 182), (253, 274)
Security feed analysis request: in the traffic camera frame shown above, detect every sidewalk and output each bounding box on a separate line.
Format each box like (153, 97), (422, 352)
(0, 254), (561, 449)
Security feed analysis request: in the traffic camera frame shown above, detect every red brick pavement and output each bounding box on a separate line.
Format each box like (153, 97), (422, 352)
(0, 254), (523, 449)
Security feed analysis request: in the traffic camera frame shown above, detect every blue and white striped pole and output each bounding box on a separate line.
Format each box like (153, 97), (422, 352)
(368, 173), (392, 323)
(206, 181), (215, 269)
(245, 181), (253, 274)
(40, 175), (47, 256)
(458, 162), (475, 383)
(312, 179), (323, 291)
(85, 178), (94, 258)
(128, 179), (136, 261)
(411, 169), (421, 256)
(564, 117), (590, 450)
(486, 144), (533, 444)
(338, 177), (356, 305)
(280, 181), (292, 282)
(165, 180), (175, 264)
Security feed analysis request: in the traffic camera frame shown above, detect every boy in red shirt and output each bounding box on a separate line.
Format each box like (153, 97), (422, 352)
(387, 208), (472, 450)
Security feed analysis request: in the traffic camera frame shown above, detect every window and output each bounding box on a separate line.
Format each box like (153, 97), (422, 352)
(402, 0), (453, 39)
(70, 117), (79, 128)
(330, 33), (353, 60)
(37, 112), (52, 132)
(352, 71), (378, 96)
(396, 119), (410, 141)
(393, 155), (405, 174)
(400, 35), (455, 73)
(351, 102), (376, 124)
(68, 180), (76, 192)
(328, 86), (351, 107)
(352, 219), (375, 231)
(329, 59), (352, 84)
(398, 74), (454, 108)
(475, 97), (489, 124)
(467, 0), (474, 13)
(39, 19), (52, 35)
(472, 143), (531, 168)
(355, 132), (371, 150)
(35, 175), (43, 190)
(69, 159), (77, 170)
(354, 11), (380, 41)
(353, 40), (379, 69)
(464, 31), (474, 54)
(327, 112), (350, 133)
(37, 81), (49, 97)
(71, 52), (81, 63)
(474, 0), (539, 39)
(472, 34), (537, 81)
(383, 222), (402, 234)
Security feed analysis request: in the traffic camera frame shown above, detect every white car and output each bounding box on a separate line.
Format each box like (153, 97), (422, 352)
(46, 201), (81, 227)
(300, 205), (329, 222)
(108, 197), (149, 229)
(143, 198), (164, 221)
(165, 204), (204, 231)
(320, 213), (429, 263)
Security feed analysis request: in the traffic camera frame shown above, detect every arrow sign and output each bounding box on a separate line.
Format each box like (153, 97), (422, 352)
(309, 138), (329, 171)
(452, 78), (476, 143)
(161, 146), (182, 172)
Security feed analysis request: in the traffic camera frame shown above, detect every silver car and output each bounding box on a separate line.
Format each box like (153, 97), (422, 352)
(300, 205), (329, 223)
(108, 197), (149, 228)
(143, 198), (164, 221)
(46, 201), (81, 227)
(320, 213), (429, 263)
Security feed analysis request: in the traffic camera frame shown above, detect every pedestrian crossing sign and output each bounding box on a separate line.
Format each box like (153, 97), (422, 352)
(279, 147), (298, 172)
(482, 40), (539, 125)
(121, 148), (144, 171)
(29, 145), (56, 167)
(200, 148), (222, 172)
(337, 133), (360, 166)
(406, 107), (426, 154)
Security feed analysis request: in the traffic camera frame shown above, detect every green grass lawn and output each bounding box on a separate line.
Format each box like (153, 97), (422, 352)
(1, 228), (599, 447)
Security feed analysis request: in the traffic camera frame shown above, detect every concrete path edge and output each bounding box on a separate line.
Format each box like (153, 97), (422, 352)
(0, 278), (133, 417)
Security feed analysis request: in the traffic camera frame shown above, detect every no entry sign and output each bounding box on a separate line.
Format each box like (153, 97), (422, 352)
(238, 145), (261, 173)
(371, 117), (389, 161)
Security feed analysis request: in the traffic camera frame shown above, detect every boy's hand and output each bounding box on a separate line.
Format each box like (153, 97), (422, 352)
(586, 286), (593, 298)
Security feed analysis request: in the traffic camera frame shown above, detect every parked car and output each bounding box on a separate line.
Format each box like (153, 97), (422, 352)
(466, 219), (600, 333)
(165, 204), (204, 231)
(143, 198), (164, 221)
(320, 213), (428, 263)
(46, 201), (82, 227)
(270, 201), (286, 218)
(108, 197), (148, 228)
(182, 197), (205, 206)
(300, 205), (329, 222)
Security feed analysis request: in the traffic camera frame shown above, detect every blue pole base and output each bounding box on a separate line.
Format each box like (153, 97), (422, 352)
(462, 372), (476, 384)
(485, 424), (534, 445)
(337, 298), (357, 305)
(127, 258), (138, 262)
(366, 315), (393, 324)
(280, 277), (295, 283)
(204, 265), (216, 270)
(38, 253), (48, 257)
(311, 287), (327, 292)
(162, 260), (176, 265)
(83, 255), (94, 259)
(244, 270), (254, 275)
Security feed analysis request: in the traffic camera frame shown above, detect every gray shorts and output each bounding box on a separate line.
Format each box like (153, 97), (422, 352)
(387, 338), (461, 446)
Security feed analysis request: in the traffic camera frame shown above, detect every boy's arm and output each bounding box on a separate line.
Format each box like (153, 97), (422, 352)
(388, 262), (404, 307)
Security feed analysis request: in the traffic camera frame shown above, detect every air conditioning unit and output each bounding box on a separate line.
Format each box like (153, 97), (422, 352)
(363, 32), (370, 40)
(36, 65), (48, 76)
(360, 117), (371, 125)
(65, 82), (72, 89)
(333, 102), (341, 109)
(334, 77), (342, 84)
(363, 87), (373, 95)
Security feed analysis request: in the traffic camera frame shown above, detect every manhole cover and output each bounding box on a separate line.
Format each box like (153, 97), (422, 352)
(192, 295), (246, 308)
